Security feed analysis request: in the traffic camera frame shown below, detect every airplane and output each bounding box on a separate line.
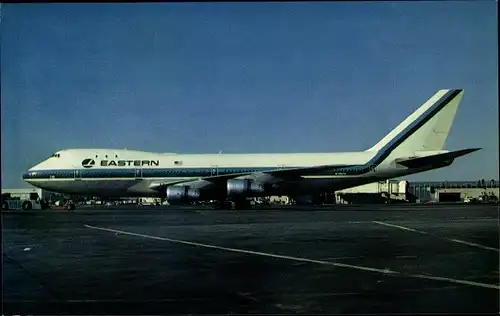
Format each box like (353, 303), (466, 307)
(23, 89), (480, 209)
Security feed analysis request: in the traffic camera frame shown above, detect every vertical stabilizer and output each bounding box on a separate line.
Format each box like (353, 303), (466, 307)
(366, 89), (464, 156)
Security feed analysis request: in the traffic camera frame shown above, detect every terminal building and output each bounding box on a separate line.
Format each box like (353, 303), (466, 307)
(286, 179), (499, 205)
(408, 180), (499, 203)
(334, 179), (499, 204)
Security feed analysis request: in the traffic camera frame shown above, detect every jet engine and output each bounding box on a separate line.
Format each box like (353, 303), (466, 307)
(227, 179), (265, 197)
(166, 186), (201, 202)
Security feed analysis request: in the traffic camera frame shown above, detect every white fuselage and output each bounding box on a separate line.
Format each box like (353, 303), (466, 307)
(23, 148), (428, 198)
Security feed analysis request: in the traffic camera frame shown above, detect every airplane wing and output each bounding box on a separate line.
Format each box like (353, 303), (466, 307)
(149, 148), (481, 191)
(395, 148), (481, 168)
(149, 164), (353, 190)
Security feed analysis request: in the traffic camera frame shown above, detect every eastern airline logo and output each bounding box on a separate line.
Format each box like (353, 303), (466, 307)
(82, 158), (96, 168)
(101, 160), (159, 167)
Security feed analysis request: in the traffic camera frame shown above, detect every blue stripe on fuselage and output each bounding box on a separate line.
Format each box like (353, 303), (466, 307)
(23, 167), (325, 180)
(23, 165), (363, 180)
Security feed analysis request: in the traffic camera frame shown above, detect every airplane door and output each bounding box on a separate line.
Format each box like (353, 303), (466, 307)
(210, 165), (218, 176)
(135, 169), (142, 179)
(74, 169), (82, 180)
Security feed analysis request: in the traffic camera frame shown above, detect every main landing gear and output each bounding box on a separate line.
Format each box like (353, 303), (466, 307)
(62, 195), (77, 211)
(213, 198), (253, 210)
(65, 200), (76, 211)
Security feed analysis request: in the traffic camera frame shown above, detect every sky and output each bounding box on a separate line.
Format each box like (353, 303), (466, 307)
(1, 2), (498, 188)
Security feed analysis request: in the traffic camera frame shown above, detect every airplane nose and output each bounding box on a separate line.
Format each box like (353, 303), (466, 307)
(22, 170), (36, 182)
(23, 166), (40, 181)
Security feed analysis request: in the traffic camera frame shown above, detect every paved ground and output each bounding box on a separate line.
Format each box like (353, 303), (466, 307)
(2, 204), (499, 314)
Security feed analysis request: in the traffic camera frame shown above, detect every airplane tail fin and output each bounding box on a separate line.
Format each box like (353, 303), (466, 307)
(366, 89), (464, 156)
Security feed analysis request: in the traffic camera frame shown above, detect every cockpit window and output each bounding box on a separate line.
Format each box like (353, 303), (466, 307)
(50, 153), (61, 158)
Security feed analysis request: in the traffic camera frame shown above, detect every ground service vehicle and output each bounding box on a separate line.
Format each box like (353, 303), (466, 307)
(1, 192), (49, 210)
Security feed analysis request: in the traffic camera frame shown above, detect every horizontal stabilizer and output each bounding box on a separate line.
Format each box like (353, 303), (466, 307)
(395, 148), (481, 168)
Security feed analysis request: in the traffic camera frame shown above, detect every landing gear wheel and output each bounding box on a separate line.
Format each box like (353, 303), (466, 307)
(22, 201), (32, 211)
(40, 200), (49, 210)
(212, 201), (221, 210)
(65, 202), (75, 211)
(213, 200), (236, 210)
(233, 199), (252, 210)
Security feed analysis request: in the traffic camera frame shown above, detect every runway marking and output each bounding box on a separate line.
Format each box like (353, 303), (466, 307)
(372, 221), (500, 253)
(237, 292), (259, 302)
(372, 221), (430, 234)
(346, 218), (497, 225)
(275, 303), (304, 312)
(292, 256), (360, 265)
(84, 224), (500, 290)
(321, 256), (361, 260)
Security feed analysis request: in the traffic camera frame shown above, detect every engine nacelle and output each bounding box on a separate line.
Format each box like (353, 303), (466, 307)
(227, 179), (265, 197)
(166, 186), (201, 202)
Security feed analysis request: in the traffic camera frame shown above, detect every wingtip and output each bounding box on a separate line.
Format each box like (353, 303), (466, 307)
(464, 148), (482, 154)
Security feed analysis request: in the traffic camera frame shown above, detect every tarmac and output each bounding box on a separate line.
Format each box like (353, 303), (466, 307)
(2, 204), (499, 314)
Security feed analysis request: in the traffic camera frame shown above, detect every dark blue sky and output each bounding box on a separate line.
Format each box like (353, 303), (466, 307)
(1, 2), (498, 188)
